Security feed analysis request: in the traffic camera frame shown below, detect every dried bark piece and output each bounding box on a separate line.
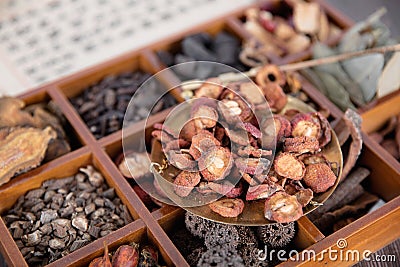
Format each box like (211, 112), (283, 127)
(246, 182), (283, 201)
(199, 146), (232, 181)
(195, 78), (224, 99)
(191, 104), (219, 130)
(255, 64), (286, 87)
(235, 157), (270, 176)
(284, 136), (320, 154)
(260, 83), (288, 112)
(189, 133), (220, 160)
(0, 127), (56, 186)
(209, 198), (245, 218)
(295, 188), (314, 207)
(237, 146), (272, 158)
(111, 243), (139, 267)
(208, 181), (243, 198)
(291, 113), (321, 139)
(173, 171), (201, 197)
(119, 152), (151, 179)
(274, 152), (305, 180)
(264, 192), (303, 223)
(303, 163), (336, 193)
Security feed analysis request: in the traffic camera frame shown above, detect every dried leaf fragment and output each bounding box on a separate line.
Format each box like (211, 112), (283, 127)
(209, 198), (245, 218)
(0, 127), (56, 186)
(264, 192), (303, 223)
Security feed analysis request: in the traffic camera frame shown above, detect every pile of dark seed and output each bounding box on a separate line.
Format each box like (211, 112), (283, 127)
(71, 71), (176, 139)
(3, 165), (133, 266)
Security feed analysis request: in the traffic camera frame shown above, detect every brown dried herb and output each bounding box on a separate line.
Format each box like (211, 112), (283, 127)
(295, 188), (314, 207)
(189, 132), (220, 160)
(0, 127), (56, 186)
(303, 163), (336, 193)
(274, 152), (305, 180)
(264, 192), (303, 223)
(209, 198), (245, 218)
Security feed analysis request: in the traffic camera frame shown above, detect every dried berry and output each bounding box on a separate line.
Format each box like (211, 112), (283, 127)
(284, 136), (320, 154)
(173, 171), (201, 197)
(111, 243), (139, 267)
(199, 146), (232, 181)
(189, 133), (220, 160)
(195, 78), (224, 99)
(209, 198), (245, 218)
(274, 153), (305, 180)
(290, 113), (321, 139)
(235, 157), (270, 176)
(256, 222), (295, 248)
(303, 163), (336, 193)
(264, 191), (303, 223)
(191, 104), (219, 130)
(246, 182), (283, 201)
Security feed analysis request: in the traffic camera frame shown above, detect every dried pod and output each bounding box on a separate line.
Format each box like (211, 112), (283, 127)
(303, 163), (336, 193)
(111, 243), (139, 267)
(264, 192), (303, 223)
(195, 78), (224, 99)
(119, 152), (151, 179)
(189, 133), (220, 160)
(246, 182), (283, 201)
(0, 127), (56, 186)
(284, 136), (320, 154)
(199, 146), (233, 181)
(173, 171), (201, 197)
(209, 198), (245, 218)
(89, 242), (112, 267)
(235, 157), (270, 176)
(209, 181), (243, 198)
(312, 112), (332, 147)
(256, 222), (295, 248)
(191, 104), (219, 130)
(256, 65), (286, 87)
(274, 153), (305, 180)
(261, 83), (288, 112)
(291, 113), (321, 139)
(295, 188), (314, 207)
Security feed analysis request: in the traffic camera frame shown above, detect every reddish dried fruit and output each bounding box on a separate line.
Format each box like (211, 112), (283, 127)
(261, 115), (291, 147)
(256, 65), (286, 87)
(237, 146), (272, 158)
(274, 152), (305, 180)
(291, 113), (321, 139)
(173, 171), (201, 197)
(89, 242), (112, 267)
(225, 129), (249, 146)
(303, 163), (336, 193)
(199, 146), (232, 181)
(243, 122), (262, 139)
(239, 82), (266, 105)
(189, 133), (220, 160)
(153, 123), (178, 138)
(179, 120), (199, 142)
(209, 198), (245, 218)
(295, 188), (313, 207)
(283, 109), (301, 120)
(246, 182), (283, 200)
(235, 157), (270, 175)
(208, 181), (243, 198)
(284, 136), (320, 154)
(312, 112), (332, 147)
(298, 153), (329, 165)
(111, 243), (139, 267)
(196, 181), (214, 194)
(163, 139), (190, 154)
(218, 98), (253, 124)
(167, 151), (197, 171)
(261, 83), (288, 112)
(191, 104), (219, 130)
(264, 192), (303, 223)
(195, 78), (224, 99)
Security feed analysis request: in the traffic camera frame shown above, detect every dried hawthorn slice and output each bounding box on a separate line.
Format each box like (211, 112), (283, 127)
(298, 153), (329, 165)
(225, 129), (249, 146)
(274, 152), (305, 180)
(151, 130), (174, 143)
(218, 98), (253, 124)
(179, 120), (198, 142)
(246, 182), (283, 200)
(255, 64), (286, 87)
(261, 115), (291, 147)
(291, 113), (321, 139)
(163, 139), (190, 155)
(189, 133), (220, 160)
(209, 198), (245, 218)
(208, 181), (243, 198)
(261, 83), (287, 112)
(173, 171), (201, 197)
(235, 157), (270, 176)
(295, 188), (313, 207)
(303, 163), (336, 193)
(283, 109), (301, 120)
(312, 112), (332, 147)
(167, 151), (197, 171)
(191, 104), (219, 130)
(239, 82), (265, 105)
(196, 181), (214, 194)
(284, 136), (319, 154)
(195, 78), (224, 99)
(243, 122), (262, 139)
(237, 146), (272, 158)
(199, 147), (232, 181)
(264, 191), (303, 223)
(153, 123), (178, 139)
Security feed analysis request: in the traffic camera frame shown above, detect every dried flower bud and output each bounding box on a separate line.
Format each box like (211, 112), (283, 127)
(199, 146), (232, 181)
(195, 78), (224, 99)
(173, 171), (201, 197)
(246, 182), (283, 201)
(274, 152), (305, 180)
(291, 113), (321, 139)
(209, 198), (245, 218)
(264, 191), (303, 223)
(303, 163), (336, 193)
(111, 243), (139, 267)
(284, 136), (320, 154)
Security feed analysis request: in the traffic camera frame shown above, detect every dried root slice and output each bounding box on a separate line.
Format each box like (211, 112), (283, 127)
(264, 192), (303, 223)
(199, 147), (232, 181)
(209, 198), (245, 218)
(284, 136), (320, 154)
(255, 65), (286, 87)
(209, 181), (243, 198)
(119, 152), (151, 179)
(189, 133), (220, 160)
(191, 104), (219, 130)
(173, 171), (201, 197)
(0, 127), (56, 186)
(303, 163), (336, 193)
(261, 83), (288, 112)
(237, 146), (272, 158)
(274, 153), (305, 180)
(195, 78), (224, 99)
(290, 113), (321, 139)
(312, 112), (332, 147)
(246, 182), (283, 201)
(235, 157), (270, 176)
